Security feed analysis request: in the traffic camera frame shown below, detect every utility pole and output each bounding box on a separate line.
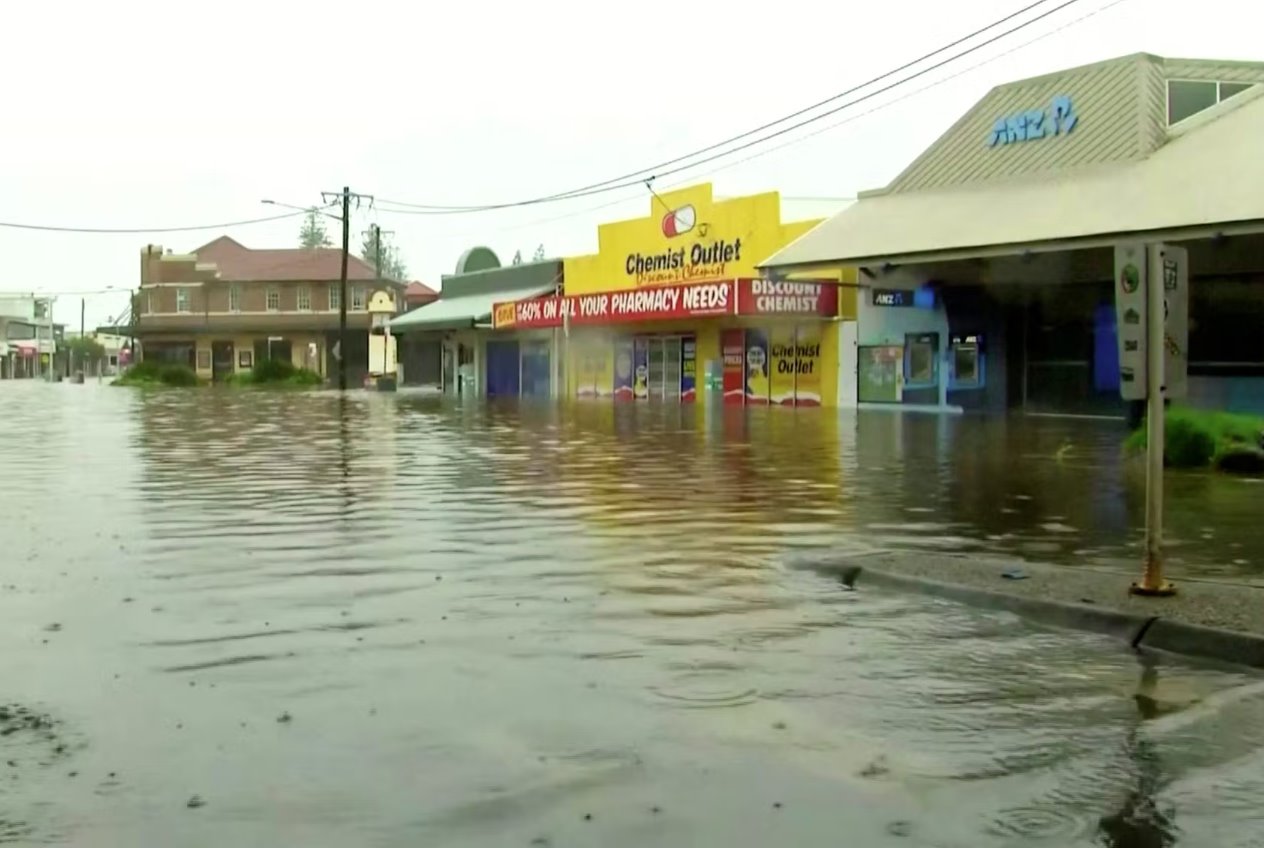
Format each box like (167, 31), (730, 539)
(321, 187), (373, 391)
(79, 297), (85, 376)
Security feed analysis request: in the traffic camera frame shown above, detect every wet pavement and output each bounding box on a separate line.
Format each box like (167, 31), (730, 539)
(2, 381), (1263, 847)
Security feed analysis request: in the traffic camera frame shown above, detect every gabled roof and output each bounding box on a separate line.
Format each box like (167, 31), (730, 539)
(188, 235), (384, 283)
(762, 84), (1264, 269)
(879, 52), (1264, 196)
(404, 281), (438, 299)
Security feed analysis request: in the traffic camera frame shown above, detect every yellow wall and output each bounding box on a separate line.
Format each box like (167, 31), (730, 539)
(548, 182), (852, 406)
(562, 182), (857, 317)
(563, 322), (721, 399)
(560, 320), (838, 407)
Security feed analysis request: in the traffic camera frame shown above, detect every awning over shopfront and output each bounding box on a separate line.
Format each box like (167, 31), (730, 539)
(763, 87), (1264, 271)
(392, 253), (563, 333)
(391, 282), (558, 332)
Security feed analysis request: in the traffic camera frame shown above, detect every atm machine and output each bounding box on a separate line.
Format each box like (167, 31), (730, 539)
(947, 332), (985, 391)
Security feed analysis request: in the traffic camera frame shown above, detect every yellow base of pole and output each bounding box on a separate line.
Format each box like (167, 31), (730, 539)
(1129, 580), (1177, 598)
(1129, 556), (1177, 597)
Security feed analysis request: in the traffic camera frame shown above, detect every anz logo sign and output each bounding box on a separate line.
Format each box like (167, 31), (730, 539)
(988, 95), (1078, 147)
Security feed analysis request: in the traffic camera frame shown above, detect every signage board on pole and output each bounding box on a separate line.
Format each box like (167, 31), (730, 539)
(1113, 243), (1148, 400)
(1155, 243), (1189, 400)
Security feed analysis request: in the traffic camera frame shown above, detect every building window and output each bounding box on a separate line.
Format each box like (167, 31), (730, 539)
(297, 285), (311, 312)
(352, 286), (366, 311)
(176, 287), (190, 313)
(229, 285), (241, 312)
(266, 287), (280, 312)
(328, 284), (341, 311)
(1168, 79), (1256, 125)
(1188, 276), (1264, 371)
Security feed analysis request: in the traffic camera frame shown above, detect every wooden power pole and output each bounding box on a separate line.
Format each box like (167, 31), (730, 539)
(320, 187), (373, 390)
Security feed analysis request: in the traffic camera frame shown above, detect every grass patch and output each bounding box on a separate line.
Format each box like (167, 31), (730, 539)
(112, 361), (199, 387)
(225, 358), (323, 388)
(1125, 406), (1264, 469)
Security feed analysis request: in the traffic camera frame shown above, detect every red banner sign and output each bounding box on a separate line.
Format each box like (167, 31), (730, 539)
(736, 278), (838, 317)
(494, 280), (734, 329)
(493, 277), (840, 329)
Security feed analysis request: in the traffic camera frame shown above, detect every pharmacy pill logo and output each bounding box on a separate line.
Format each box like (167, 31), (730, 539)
(661, 205), (696, 238)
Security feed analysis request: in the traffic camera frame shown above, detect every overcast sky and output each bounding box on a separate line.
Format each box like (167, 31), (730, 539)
(1, 0), (1256, 327)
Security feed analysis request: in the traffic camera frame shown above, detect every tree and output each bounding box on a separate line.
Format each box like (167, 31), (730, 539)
(65, 336), (106, 370)
(533, 244), (546, 261)
(359, 228), (408, 281)
(298, 207), (332, 248)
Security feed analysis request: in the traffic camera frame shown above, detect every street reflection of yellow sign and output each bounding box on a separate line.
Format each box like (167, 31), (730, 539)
(493, 302), (516, 329)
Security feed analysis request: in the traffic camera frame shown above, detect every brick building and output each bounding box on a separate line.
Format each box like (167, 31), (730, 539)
(134, 237), (405, 384)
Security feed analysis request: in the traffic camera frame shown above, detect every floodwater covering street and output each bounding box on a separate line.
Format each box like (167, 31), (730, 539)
(3, 380), (1264, 847)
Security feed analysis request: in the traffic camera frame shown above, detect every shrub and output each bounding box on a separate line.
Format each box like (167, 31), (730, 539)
(113, 361), (198, 387)
(1126, 406), (1264, 470)
(252, 357), (298, 383)
(228, 358), (323, 388)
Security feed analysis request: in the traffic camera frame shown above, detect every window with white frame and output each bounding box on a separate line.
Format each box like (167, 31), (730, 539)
(229, 285), (241, 312)
(352, 286), (366, 311)
(297, 285), (311, 312)
(176, 287), (190, 313)
(328, 284), (341, 311)
(1167, 79), (1256, 125)
(266, 287), (280, 312)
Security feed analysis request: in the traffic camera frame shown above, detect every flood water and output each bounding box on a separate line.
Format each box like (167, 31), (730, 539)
(3, 381), (1264, 847)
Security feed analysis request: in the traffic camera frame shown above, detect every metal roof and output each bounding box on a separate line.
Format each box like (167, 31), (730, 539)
(763, 83), (1264, 269)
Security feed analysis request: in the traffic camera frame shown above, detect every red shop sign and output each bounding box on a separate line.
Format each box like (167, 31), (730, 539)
(495, 280), (734, 329)
(736, 278), (838, 317)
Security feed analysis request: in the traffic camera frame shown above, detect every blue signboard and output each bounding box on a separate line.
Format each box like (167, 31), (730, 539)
(872, 288), (913, 307)
(988, 95), (1078, 147)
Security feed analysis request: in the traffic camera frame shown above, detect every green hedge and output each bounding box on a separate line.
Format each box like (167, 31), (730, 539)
(112, 361), (199, 387)
(227, 358), (323, 388)
(1126, 406), (1264, 469)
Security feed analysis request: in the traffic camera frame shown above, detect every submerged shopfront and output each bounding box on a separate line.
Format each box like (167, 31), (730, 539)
(491, 183), (858, 406)
(763, 53), (1264, 416)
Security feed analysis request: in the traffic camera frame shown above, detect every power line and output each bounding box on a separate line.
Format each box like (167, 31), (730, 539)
(651, 0), (1133, 193)
(386, 0), (1127, 250)
(0, 207), (324, 234)
(375, 0), (1083, 214)
(0, 287), (129, 297)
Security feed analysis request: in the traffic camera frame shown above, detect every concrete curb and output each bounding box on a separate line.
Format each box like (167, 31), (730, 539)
(801, 560), (1264, 671)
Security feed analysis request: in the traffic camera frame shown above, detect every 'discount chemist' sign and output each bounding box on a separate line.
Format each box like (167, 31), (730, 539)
(988, 94), (1078, 147)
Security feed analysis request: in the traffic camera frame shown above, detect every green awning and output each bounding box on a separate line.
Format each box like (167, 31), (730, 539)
(390, 282), (556, 332)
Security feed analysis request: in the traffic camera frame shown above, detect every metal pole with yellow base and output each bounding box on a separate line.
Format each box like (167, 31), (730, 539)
(1130, 244), (1176, 598)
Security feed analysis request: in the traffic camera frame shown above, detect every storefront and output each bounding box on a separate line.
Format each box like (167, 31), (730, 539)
(491, 182), (858, 406)
(390, 247), (563, 397)
(762, 53), (1264, 416)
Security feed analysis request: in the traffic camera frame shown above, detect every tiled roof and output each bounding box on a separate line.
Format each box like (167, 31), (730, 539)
(190, 236), (383, 283)
(404, 281), (438, 299)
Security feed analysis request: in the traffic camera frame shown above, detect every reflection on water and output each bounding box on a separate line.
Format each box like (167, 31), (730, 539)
(2, 382), (1263, 847)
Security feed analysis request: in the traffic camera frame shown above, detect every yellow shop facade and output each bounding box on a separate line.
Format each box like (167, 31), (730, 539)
(492, 183), (857, 406)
